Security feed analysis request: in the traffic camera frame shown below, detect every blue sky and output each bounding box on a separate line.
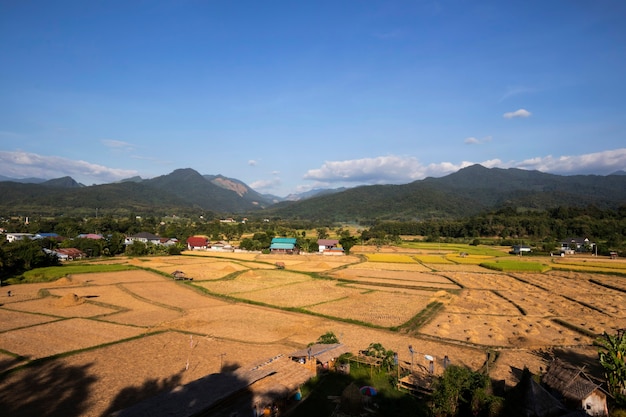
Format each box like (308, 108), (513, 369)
(1, 1), (625, 197)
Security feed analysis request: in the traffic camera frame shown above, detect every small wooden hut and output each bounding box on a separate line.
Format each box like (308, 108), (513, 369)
(289, 343), (350, 373)
(542, 359), (608, 416)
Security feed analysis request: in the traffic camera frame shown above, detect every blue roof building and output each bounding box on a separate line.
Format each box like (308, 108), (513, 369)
(270, 237), (299, 254)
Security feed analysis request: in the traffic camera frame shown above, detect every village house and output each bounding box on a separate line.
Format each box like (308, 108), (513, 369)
(210, 241), (233, 251)
(317, 239), (344, 255)
(186, 236), (209, 250)
(125, 232), (163, 245)
(270, 237), (299, 254)
(560, 237), (596, 255)
(5, 232), (34, 243)
(542, 359), (609, 416)
(34, 232), (61, 240)
(77, 233), (103, 240)
(511, 244), (531, 255)
(44, 247), (86, 261)
(159, 237), (179, 246)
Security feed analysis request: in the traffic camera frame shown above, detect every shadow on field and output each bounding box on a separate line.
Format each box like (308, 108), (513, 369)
(0, 359), (258, 417)
(100, 372), (184, 416)
(108, 362), (259, 417)
(533, 347), (603, 379)
(0, 359), (97, 417)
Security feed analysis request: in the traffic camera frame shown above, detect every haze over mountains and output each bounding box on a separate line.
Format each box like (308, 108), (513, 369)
(1, 166), (625, 221)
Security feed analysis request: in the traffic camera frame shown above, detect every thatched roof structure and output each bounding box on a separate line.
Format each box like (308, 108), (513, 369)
(542, 359), (604, 402)
(340, 382), (363, 415)
(289, 343), (350, 364)
(505, 368), (567, 417)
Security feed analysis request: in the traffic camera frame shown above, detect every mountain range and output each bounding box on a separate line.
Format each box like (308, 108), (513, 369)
(0, 166), (625, 221)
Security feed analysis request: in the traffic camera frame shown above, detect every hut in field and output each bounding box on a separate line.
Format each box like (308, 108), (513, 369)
(289, 343), (350, 373)
(542, 359), (608, 416)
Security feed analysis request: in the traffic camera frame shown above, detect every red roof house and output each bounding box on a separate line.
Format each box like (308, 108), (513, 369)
(186, 236), (209, 250)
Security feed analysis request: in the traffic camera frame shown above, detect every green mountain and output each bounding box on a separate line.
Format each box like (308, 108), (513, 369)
(144, 168), (271, 212)
(0, 168), (268, 217)
(264, 165), (626, 221)
(1, 165), (624, 220)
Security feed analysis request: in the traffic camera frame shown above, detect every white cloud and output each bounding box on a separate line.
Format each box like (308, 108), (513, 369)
(503, 109), (531, 119)
(0, 151), (138, 183)
(248, 159), (257, 166)
(303, 156), (472, 185)
(464, 136), (492, 145)
(301, 149), (626, 188)
(515, 148), (626, 175)
(101, 139), (134, 149)
(249, 177), (281, 191)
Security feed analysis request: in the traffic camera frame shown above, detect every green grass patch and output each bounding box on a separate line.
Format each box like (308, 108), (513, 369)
(291, 365), (427, 417)
(10, 264), (139, 284)
(394, 301), (444, 333)
(400, 241), (508, 256)
(479, 260), (550, 273)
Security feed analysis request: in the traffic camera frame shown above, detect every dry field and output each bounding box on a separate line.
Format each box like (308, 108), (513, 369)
(1, 249), (623, 416)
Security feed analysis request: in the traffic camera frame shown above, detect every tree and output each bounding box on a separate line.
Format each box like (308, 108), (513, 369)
(596, 330), (626, 404)
(316, 228), (329, 240)
(361, 342), (396, 371)
(339, 236), (358, 254)
(315, 331), (339, 345)
(125, 241), (148, 256)
(431, 365), (501, 417)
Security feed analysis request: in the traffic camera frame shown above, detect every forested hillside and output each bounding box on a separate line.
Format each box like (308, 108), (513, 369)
(1, 165), (625, 221)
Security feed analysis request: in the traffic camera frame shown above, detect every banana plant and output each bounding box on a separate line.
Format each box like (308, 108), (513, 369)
(596, 329), (626, 403)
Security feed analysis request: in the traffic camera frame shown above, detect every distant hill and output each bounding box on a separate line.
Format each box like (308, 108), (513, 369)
(119, 176), (143, 183)
(203, 174), (275, 207)
(1, 165), (625, 220)
(263, 165), (626, 221)
(0, 175), (47, 184)
(0, 168), (269, 217)
(138, 168), (269, 212)
(41, 176), (84, 188)
(283, 187), (348, 201)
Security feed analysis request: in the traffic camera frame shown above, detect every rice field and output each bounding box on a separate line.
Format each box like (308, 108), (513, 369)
(307, 291), (433, 327)
(1, 246), (624, 416)
(413, 254), (455, 264)
(365, 253), (418, 263)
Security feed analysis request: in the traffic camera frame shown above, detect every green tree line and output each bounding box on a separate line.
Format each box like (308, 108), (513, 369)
(364, 205), (626, 254)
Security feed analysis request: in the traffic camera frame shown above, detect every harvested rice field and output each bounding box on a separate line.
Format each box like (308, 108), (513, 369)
(1, 248), (622, 416)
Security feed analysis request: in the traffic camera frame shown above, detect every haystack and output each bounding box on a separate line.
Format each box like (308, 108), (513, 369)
(221, 265), (238, 273)
(340, 383), (362, 415)
(240, 270), (260, 278)
(54, 293), (85, 308)
(53, 276), (74, 286)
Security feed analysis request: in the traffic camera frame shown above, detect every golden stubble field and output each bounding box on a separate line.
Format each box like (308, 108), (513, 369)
(1, 249), (624, 416)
